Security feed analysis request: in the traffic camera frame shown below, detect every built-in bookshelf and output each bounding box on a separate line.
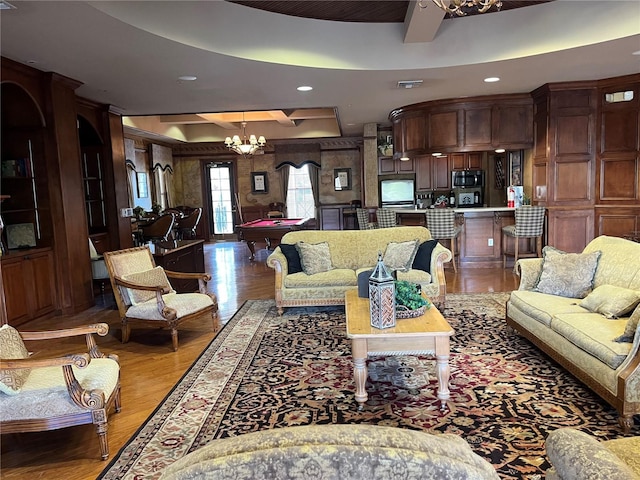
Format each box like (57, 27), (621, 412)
(0, 132), (47, 250)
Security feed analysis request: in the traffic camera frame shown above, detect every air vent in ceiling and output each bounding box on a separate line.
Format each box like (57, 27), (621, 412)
(397, 80), (423, 89)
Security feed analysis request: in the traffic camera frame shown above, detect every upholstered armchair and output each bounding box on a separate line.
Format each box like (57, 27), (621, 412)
(103, 246), (219, 351)
(0, 322), (121, 460)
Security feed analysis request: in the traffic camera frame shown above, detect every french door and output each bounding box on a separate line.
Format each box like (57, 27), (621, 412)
(205, 162), (237, 238)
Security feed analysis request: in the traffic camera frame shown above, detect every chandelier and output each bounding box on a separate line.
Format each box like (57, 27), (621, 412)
(420, 0), (502, 16)
(224, 114), (266, 157)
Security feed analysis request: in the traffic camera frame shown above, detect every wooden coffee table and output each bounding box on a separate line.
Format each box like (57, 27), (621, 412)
(345, 289), (454, 411)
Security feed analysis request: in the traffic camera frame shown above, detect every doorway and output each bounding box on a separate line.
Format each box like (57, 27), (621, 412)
(205, 162), (237, 239)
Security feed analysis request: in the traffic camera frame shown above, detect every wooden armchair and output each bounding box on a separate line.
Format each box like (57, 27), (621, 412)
(0, 322), (121, 460)
(103, 246), (219, 351)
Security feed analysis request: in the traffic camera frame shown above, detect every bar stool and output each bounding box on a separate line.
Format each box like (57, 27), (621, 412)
(356, 208), (377, 230)
(376, 208), (398, 228)
(502, 205), (546, 270)
(425, 209), (462, 272)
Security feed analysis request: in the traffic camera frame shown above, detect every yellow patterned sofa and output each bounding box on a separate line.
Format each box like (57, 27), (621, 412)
(266, 226), (451, 314)
(546, 428), (640, 480)
(160, 424), (500, 480)
(506, 236), (640, 432)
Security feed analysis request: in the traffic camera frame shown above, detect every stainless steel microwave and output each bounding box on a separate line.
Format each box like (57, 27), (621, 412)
(452, 170), (485, 188)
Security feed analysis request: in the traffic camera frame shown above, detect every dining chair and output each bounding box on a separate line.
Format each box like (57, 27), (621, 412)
(502, 205), (546, 270)
(176, 207), (202, 240)
(425, 209), (462, 272)
(140, 213), (176, 243)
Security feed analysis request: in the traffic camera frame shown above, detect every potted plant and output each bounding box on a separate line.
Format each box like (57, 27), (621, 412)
(378, 136), (393, 156)
(133, 206), (145, 220)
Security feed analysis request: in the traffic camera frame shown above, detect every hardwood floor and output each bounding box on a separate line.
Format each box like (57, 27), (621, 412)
(0, 240), (519, 479)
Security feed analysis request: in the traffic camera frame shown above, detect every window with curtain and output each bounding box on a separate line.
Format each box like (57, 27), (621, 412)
(286, 164), (315, 218)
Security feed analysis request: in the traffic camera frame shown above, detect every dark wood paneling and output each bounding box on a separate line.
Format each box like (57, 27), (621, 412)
(555, 115), (592, 156)
(554, 160), (591, 202)
(600, 155), (639, 200)
(596, 207), (640, 237)
(547, 208), (594, 253)
(1, 248), (56, 326)
(601, 109), (638, 153)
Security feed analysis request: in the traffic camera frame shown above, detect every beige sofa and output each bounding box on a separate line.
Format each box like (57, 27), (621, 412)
(266, 226), (452, 314)
(160, 424), (500, 480)
(506, 236), (640, 431)
(546, 428), (640, 480)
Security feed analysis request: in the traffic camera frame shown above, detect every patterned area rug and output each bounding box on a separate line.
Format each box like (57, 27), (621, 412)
(99, 293), (638, 479)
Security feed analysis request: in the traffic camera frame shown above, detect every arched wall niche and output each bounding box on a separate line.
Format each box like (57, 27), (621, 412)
(1, 82), (45, 128)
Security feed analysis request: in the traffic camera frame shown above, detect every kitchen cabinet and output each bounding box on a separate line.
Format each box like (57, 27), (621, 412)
(378, 156), (415, 175)
(415, 154), (450, 191)
(390, 94), (534, 153)
(450, 152), (483, 170)
(392, 113), (426, 158)
(1, 248), (56, 326)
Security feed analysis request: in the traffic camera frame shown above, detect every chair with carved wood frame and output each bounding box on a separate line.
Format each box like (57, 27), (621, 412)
(0, 322), (121, 460)
(103, 246), (219, 351)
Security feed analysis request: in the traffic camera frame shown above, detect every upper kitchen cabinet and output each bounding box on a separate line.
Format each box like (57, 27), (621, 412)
(390, 94), (534, 153)
(378, 156), (415, 174)
(450, 152), (483, 170)
(391, 112), (426, 159)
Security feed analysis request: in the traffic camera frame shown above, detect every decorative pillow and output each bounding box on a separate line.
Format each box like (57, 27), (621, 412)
(580, 285), (640, 319)
(295, 242), (333, 275)
(383, 239), (420, 272)
(279, 244), (303, 274)
(615, 304), (640, 343)
(0, 324), (31, 395)
(122, 266), (174, 305)
(412, 239), (438, 274)
(534, 247), (601, 298)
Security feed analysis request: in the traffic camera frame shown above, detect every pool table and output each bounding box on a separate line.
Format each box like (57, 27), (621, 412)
(237, 218), (313, 260)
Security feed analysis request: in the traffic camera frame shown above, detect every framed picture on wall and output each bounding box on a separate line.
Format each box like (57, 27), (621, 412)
(251, 172), (268, 194)
(334, 168), (352, 191)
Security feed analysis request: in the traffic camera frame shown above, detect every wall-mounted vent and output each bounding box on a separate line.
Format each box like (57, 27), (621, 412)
(397, 80), (423, 89)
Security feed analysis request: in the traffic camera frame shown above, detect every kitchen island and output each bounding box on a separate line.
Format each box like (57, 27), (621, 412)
(393, 207), (523, 268)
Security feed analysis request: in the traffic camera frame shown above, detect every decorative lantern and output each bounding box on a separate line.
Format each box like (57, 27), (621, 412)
(369, 252), (396, 329)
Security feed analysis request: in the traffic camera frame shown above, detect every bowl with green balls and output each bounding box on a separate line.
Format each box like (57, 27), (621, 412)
(394, 280), (431, 319)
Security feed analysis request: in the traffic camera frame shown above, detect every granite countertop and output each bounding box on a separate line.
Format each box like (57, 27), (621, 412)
(392, 207), (516, 214)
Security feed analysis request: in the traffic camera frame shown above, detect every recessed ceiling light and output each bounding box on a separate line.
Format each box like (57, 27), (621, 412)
(297, 85), (313, 92)
(178, 75), (197, 81)
(484, 77), (500, 83)
(495, 148), (505, 153)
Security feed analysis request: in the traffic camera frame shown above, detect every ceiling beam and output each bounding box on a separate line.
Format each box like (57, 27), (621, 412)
(404, 0), (445, 43)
